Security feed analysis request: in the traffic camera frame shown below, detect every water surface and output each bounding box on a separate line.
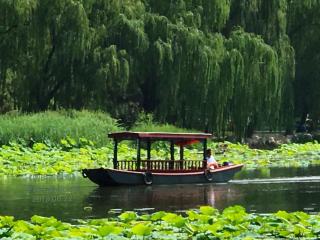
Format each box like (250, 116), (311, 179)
(1, 166), (320, 221)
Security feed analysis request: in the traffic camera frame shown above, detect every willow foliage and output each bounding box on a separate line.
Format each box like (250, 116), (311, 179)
(2, 0), (317, 139)
(287, 0), (320, 124)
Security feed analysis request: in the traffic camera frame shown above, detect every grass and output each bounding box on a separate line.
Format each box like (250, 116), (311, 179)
(131, 112), (198, 133)
(0, 110), (197, 149)
(0, 110), (120, 147)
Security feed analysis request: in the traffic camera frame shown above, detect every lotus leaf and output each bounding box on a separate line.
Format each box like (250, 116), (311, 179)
(1, 141), (320, 176)
(131, 223), (152, 236)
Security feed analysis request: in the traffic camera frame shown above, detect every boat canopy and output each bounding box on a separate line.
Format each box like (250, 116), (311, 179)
(108, 131), (212, 170)
(108, 131), (212, 143)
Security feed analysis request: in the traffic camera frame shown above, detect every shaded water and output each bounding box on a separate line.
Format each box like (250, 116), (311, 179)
(1, 166), (320, 221)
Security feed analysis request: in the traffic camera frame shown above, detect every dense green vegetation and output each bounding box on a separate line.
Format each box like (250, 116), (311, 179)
(1, 139), (320, 176)
(0, 111), (319, 176)
(131, 112), (195, 133)
(1, 0), (320, 138)
(1, 205), (320, 239)
(0, 110), (120, 146)
(0, 110), (193, 147)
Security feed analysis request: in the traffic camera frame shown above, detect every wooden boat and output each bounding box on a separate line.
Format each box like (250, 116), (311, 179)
(82, 132), (243, 186)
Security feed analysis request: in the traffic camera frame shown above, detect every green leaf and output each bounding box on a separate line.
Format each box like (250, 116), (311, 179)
(151, 211), (166, 221)
(200, 206), (217, 216)
(98, 225), (123, 236)
(131, 223), (152, 236)
(119, 211), (137, 222)
(222, 205), (248, 223)
(162, 213), (186, 227)
(66, 137), (77, 146)
(32, 143), (48, 151)
(31, 215), (56, 225)
(0, 216), (15, 227)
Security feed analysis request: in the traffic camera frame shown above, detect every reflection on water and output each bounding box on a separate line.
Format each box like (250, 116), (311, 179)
(0, 166), (320, 221)
(85, 184), (241, 216)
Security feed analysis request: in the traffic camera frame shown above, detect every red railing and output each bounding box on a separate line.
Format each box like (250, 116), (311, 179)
(117, 160), (205, 171)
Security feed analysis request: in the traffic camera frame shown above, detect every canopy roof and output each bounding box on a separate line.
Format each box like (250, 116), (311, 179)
(108, 131), (212, 142)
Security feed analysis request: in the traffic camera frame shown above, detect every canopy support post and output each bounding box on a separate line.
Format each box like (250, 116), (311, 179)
(137, 139), (141, 170)
(113, 139), (118, 169)
(180, 145), (184, 169)
(203, 139), (207, 169)
(170, 141), (174, 170)
(147, 140), (151, 169)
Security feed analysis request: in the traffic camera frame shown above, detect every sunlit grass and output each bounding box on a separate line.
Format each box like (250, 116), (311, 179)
(0, 110), (120, 147)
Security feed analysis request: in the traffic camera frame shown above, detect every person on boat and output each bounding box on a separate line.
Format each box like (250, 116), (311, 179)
(206, 149), (219, 169)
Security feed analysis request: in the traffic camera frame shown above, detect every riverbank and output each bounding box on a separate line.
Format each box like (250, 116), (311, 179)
(246, 131), (320, 150)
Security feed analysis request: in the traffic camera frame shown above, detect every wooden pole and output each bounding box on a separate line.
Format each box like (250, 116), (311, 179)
(180, 145), (184, 169)
(147, 140), (151, 170)
(137, 139), (141, 170)
(113, 139), (118, 169)
(170, 141), (174, 169)
(203, 139), (207, 168)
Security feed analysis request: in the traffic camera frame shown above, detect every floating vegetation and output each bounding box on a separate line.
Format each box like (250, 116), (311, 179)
(213, 141), (320, 168)
(0, 139), (320, 176)
(0, 206), (320, 239)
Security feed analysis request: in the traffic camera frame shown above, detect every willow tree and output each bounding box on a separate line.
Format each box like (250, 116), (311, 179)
(0, 0), (37, 111)
(225, 0), (295, 133)
(0, 0), (91, 111)
(1, 0), (316, 139)
(287, 0), (320, 125)
(142, 1), (292, 139)
(226, 30), (282, 138)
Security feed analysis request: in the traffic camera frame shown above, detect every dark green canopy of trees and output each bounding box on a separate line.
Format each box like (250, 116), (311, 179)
(0, 0), (319, 138)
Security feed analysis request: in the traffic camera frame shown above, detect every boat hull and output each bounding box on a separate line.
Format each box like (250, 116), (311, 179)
(82, 164), (243, 186)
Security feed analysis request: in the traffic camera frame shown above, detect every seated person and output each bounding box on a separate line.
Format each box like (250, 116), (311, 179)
(206, 149), (219, 169)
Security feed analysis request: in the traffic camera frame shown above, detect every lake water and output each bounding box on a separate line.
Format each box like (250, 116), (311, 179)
(1, 166), (320, 221)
